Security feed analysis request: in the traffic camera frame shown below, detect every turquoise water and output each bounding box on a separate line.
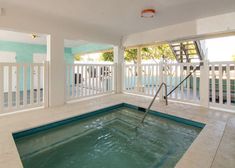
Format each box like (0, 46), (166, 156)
(14, 107), (202, 168)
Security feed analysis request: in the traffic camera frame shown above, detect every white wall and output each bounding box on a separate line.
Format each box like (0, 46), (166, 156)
(123, 12), (235, 47)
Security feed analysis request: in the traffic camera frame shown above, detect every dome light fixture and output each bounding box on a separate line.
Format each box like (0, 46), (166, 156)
(141, 9), (156, 18)
(31, 34), (38, 39)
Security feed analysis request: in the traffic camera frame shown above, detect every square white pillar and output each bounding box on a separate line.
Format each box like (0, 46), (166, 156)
(114, 45), (124, 93)
(200, 61), (209, 107)
(47, 35), (65, 107)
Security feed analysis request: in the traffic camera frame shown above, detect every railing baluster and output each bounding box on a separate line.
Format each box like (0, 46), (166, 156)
(37, 65), (41, 104)
(92, 65), (94, 95)
(30, 64), (34, 105)
(88, 65), (91, 95)
(180, 64), (184, 100)
(16, 64), (20, 108)
(193, 65), (197, 100)
(8, 65), (12, 110)
(23, 64), (27, 107)
(211, 64), (215, 103)
(226, 64), (231, 105)
(84, 65), (87, 96)
(219, 64), (223, 104)
(147, 65), (150, 95)
(43, 62), (48, 107)
(169, 65), (173, 98)
(67, 65), (71, 98)
(187, 65), (190, 98)
(98, 66), (101, 93)
(95, 65), (97, 94)
(71, 65), (75, 98)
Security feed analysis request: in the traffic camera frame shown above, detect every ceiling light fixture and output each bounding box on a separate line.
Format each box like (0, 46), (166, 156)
(141, 9), (156, 18)
(31, 34), (38, 39)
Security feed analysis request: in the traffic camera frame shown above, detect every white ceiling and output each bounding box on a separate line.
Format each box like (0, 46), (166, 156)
(1, 0), (235, 37)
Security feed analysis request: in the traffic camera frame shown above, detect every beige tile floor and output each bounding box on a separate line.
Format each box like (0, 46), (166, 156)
(0, 93), (234, 168)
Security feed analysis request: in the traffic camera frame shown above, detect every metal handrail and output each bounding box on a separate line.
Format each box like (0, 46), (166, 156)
(141, 82), (168, 123)
(165, 63), (202, 98)
(139, 63), (202, 125)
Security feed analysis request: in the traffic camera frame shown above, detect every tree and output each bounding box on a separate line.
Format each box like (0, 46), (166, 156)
(100, 52), (114, 62)
(141, 44), (175, 62)
(101, 44), (175, 63)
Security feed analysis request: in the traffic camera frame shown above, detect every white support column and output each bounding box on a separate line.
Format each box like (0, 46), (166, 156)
(114, 45), (124, 93)
(0, 65), (3, 112)
(200, 60), (209, 107)
(47, 34), (65, 107)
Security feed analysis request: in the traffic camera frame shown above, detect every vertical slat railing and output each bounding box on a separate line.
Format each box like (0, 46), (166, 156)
(0, 63), (46, 113)
(209, 61), (234, 110)
(66, 63), (115, 101)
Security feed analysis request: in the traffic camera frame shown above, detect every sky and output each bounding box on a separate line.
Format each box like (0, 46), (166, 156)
(205, 36), (235, 61)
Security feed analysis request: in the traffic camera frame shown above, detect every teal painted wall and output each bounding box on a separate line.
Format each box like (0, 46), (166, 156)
(0, 40), (74, 63)
(0, 40), (74, 91)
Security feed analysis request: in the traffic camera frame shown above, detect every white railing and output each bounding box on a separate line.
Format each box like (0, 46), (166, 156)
(124, 62), (200, 103)
(0, 62), (48, 113)
(163, 62), (200, 103)
(209, 61), (235, 110)
(66, 63), (116, 100)
(124, 61), (235, 110)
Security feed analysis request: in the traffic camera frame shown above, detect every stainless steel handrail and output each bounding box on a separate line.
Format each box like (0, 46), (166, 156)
(140, 82), (168, 123)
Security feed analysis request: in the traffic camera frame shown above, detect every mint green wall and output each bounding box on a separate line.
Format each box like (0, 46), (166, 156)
(0, 40), (73, 63)
(0, 40), (73, 91)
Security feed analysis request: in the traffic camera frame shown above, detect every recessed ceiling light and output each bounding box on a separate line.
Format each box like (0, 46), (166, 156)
(141, 9), (156, 18)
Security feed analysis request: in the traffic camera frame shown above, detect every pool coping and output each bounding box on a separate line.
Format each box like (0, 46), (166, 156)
(13, 103), (205, 140)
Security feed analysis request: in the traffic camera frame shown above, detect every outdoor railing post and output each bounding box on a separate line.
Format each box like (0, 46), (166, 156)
(200, 60), (209, 107)
(113, 63), (117, 92)
(44, 61), (49, 108)
(0, 64), (3, 113)
(159, 60), (164, 100)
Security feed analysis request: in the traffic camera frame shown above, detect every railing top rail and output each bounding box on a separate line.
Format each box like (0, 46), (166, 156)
(124, 63), (159, 66)
(0, 63), (44, 66)
(209, 61), (235, 65)
(68, 63), (115, 66)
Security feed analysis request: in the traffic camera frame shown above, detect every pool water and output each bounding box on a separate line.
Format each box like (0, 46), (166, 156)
(14, 105), (203, 168)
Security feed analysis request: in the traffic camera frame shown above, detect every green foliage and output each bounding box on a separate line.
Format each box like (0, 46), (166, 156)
(124, 49), (138, 63)
(141, 44), (175, 61)
(101, 52), (114, 62)
(101, 44), (176, 63)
